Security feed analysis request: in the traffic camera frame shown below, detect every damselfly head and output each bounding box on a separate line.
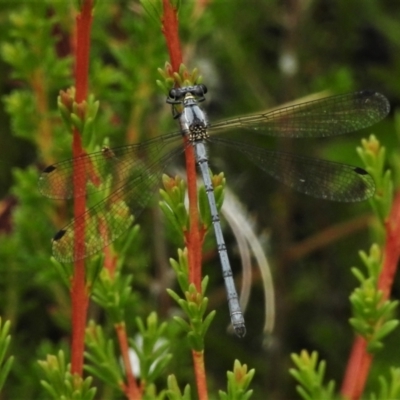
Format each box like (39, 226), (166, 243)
(167, 84), (208, 104)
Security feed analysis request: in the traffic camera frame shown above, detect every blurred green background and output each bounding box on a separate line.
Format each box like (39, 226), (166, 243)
(0, 0), (399, 399)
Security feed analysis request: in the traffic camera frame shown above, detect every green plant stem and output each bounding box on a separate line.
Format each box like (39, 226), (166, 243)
(70, 0), (93, 377)
(341, 192), (400, 400)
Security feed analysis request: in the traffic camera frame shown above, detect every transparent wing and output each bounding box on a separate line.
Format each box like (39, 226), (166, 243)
(209, 91), (389, 138)
(212, 138), (375, 202)
(41, 90), (387, 261)
(50, 146), (184, 262)
(39, 132), (181, 199)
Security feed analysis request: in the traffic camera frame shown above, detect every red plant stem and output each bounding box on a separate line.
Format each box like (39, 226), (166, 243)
(161, 1), (202, 290)
(116, 323), (141, 400)
(377, 192), (400, 297)
(161, 4), (207, 400)
(70, 0), (93, 377)
(341, 191), (400, 400)
(192, 350), (209, 400)
(341, 337), (372, 400)
(161, 0), (183, 72)
(184, 139), (203, 290)
(98, 216), (118, 276)
(74, 1), (92, 102)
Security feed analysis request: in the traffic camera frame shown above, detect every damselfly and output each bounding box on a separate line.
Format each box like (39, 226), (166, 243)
(39, 85), (390, 337)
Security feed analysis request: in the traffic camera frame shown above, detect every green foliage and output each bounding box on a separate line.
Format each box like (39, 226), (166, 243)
(159, 174), (189, 243)
(165, 374), (191, 400)
(38, 351), (96, 400)
(350, 245), (399, 353)
(57, 89), (100, 146)
(84, 322), (124, 390)
(159, 164), (225, 339)
(157, 63), (204, 95)
(168, 250), (215, 351)
(218, 360), (255, 400)
(92, 269), (134, 323)
(159, 170), (225, 244)
(289, 351), (336, 400)
(140, 0), (163, 26)
(131, 313), (172, 385)
(169, 248), (189, 294)
(85, 315), (173, 398)
(349, 136), (400, 353)
(1, 4), (71, 144)
(370, 367), (400, 400)
(0, 318), (13, 392)
(357, 135), (393, 228)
